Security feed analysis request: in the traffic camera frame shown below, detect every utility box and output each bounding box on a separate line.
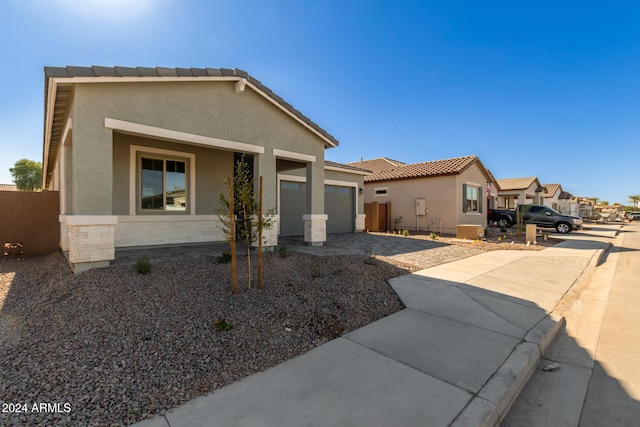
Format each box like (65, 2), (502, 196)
(415, 198), (426, 216)
(456, 224), (484, 240)
(526, 224), (537, 243)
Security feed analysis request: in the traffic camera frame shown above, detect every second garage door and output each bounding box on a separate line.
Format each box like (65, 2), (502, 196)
(325, 185), (354, 234)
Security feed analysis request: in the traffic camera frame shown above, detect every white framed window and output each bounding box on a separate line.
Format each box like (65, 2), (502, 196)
(374, 187), (388, 196)
(463, 183), (482, 213)
(130, 145), (196, 215)
(141, 157), (187, 211)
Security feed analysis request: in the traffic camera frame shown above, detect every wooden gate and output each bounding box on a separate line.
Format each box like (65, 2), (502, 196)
(364, 202), (391, 232)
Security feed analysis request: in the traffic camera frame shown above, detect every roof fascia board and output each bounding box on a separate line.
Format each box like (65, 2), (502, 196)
(47, 75), (338, 149)
(244, 81), (336, 149)
(325, 165), (370, 176)
(104, 118), (265, 154)
(43, 81), (58, 186)
(47, 76), (235, 84)
(272, 148), (316, 163)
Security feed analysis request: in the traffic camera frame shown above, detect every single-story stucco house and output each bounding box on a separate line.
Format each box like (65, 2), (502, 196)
(495, 176), (546, 208)
(347, 155), (494, 235)
(42, 66), (367, 272)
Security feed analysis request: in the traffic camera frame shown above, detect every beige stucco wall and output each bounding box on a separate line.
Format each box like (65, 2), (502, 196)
(69, 80), (329, 217)
(54, 79), (349, 264)
(454, 166), (489, 231)
(111, 133), (233, 215)
(363, 165), (488, 235)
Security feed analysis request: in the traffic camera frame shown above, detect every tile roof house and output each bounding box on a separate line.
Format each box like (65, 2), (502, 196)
(495, 176), (546, 208)
(348, 156), (494, 235)
(42, 66), (367, 272)
(542, 183), (564, 211)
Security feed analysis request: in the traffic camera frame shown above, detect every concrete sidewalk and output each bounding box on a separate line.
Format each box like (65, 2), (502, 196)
(131, 228), (615, 427)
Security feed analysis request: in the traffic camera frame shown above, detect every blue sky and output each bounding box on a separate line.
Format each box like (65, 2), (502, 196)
(1, 0), (639, 204)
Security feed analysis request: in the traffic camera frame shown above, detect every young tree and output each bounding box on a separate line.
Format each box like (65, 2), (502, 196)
(10, 159), (42, 191)
(217, 156), (274, 291)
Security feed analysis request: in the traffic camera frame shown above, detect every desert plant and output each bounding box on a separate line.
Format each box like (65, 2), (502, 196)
(278, 245), (289, 258)
(213, 318), (234, 331)
(216, 156), (275, 292)
(134, 256), (151, 275)
(402, 229), (410, 237)
(363, 256), (376, 265)
(218, 251), (232, 264)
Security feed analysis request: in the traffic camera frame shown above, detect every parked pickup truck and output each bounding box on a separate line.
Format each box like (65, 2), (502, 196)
(487, 205), (583, 234)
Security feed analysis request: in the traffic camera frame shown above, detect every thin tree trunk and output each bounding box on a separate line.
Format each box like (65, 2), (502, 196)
(245, 207), (251, 288)
(258, 176), (263, 289)
(229, 178), (238, 294)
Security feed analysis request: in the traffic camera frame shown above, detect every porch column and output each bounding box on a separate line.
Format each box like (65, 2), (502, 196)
(61, 215), (117, 273)
(304, 161), (326, 246)
(255, 152), (278, 247)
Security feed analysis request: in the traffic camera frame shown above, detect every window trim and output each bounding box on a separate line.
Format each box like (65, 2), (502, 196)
(129, 145), (196, 215)
(462, 182), (483, 214)
(374, 186), (388, 197)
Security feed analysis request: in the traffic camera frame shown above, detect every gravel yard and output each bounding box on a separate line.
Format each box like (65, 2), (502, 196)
(0, 251), (414, 426)
(0, 229), (561, 426)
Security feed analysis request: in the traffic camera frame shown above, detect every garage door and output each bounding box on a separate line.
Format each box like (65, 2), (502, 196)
(325, 185), (354, 234)
(279, 181), (306, 236)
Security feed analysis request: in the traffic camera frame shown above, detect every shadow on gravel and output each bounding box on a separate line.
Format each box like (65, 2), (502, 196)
(0, 250), (411, 426)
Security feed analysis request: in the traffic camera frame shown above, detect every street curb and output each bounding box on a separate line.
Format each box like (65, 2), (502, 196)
(452, 315), (566, 427)
(594, 242), (613, 267)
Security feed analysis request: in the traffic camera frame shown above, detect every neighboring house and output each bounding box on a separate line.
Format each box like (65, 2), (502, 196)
(496, 177), (546, 208)
(42, 66), (367, 272)
(577, 197), (596, 219)
(347, 155), (494, 235)
(542, 183), (563, 211)
(0, 184), (18, 191)
(557, 190), (577, 216)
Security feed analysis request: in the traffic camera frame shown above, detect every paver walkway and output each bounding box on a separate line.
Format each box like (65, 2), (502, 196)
(114, 232), (483, 270)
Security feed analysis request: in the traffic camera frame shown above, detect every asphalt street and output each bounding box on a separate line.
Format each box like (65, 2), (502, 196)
(504, 222), (640, 426)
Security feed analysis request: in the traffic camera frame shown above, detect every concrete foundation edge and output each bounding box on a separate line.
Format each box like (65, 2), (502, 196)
(452, 315), (565, 427)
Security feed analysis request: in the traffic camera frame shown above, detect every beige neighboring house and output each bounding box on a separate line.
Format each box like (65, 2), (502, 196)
(0, 184), (18, 191)
(348, 155), (494, 235)
(42, 66), (367, 272)
(541, 183), (578, 216)
(557, 190), (578, 216)
(542, 183), (563, 211)
(496, 176), (546, 208)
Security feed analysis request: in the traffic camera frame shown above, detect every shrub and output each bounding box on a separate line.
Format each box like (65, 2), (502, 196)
(278, 245), (289, 258)
(134, 256), (151, 275)
(213, 318), (234, 331)
(402, 229), (410, 237)
(363, 256), (376, 265)
(218, 251), (232, 264)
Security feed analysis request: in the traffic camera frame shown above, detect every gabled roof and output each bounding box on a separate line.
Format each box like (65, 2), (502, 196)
(346, 157), (406, 174)
(559, 191), (572, 200)
(43, 66), (339, 187)
(496, 176), (540, 191)
(543, 183), (562, 198)
(351, 155), (490, 183)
